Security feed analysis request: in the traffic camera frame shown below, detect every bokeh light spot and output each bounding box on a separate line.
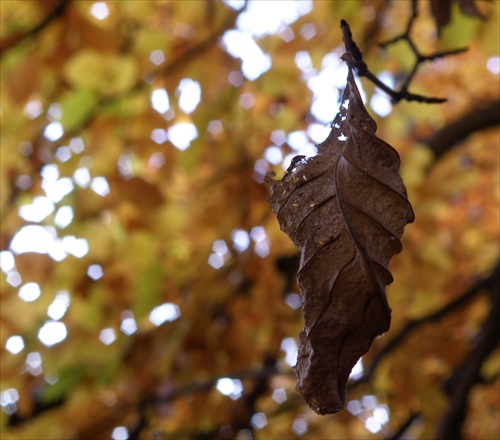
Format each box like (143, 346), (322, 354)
(47, 291), (70, 320)
(6, 272), (22, 287)
(26, 352), (43, 376)
(250, 412), (267, 429)
(90, 177), (110, 196)
(42, 177), (74, 203)
(62, 236), (89, 258)
(151, 128), (168, 144)
(43, 122), (64, 141)
(207, 120), (224, 135)
(292, 415), (308, 436)
(120, 312), (137, 336)
(264, 146), (283, 165)
(19, 197), (55, 223)
(149, 303), (181, 326)
(216, 378), (243, 400)
(208, 253), (225, 269)
(280, 337), (298, 367)
(151, 88), (170, 114)
(222, 30), (272, 80)
(0, 251), (15, 273)
(90, 2), (109, 20)
(285, 293), (301, 310)
(487, 56), (500, 74)
(349, 358), (364, 380)
(177, 78), (201, 114)
(149, 49), (165, 65)
(1, 389), (19, 415)
(149, 152), (165, 169)
(111, 426), (129, 440)
(10, 226), (57, 255)
(5, 336), (24, 355)
(24, 100), (43, 119)
(54, 206), (74, 229)
(231, 229), (250, 252)
(19, 282), (41, 302)
(38, 322), (67, 347)
(168, 123), (198, 150)
(99, 328), (117, 345)
(73, 168), (91, 187)
(87, 264), (103, 280)
(70, 137), (85, 154)
(55, 146), (72, 162)
(272, 388), (287, 404)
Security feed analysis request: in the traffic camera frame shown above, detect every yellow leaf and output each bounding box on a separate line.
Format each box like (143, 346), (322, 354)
(63, 50), (139, 97)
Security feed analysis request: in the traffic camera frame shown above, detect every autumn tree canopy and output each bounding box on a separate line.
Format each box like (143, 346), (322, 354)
(0, 1), (499, 439)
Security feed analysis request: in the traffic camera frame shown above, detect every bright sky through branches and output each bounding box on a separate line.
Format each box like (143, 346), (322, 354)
(222, 0), (312, 80)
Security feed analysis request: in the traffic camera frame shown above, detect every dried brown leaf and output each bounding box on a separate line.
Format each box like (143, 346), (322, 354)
(457, 0), (485, 19)
(430, 0), (453, 31)
(431, 0), (485, 33)
(266, 67), (414, 414)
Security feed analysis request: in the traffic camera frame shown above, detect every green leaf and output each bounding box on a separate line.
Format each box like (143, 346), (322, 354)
(60, 88), (99, 132)
(63, 50), (104, 91)
(63, 50), (139, 97)
(439, 3), (480, 49)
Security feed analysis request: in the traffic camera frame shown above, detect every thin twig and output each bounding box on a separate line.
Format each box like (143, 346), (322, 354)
(426, 100), (500, 160)
(340, 15), (467, 104)
(436, 266), (500, 440)
(389, 411), (421, 440)
(151, 360), (279, 407)
(380, 0), (418, 48)
(0, 0), (71, 56)
(378, 1), (468, 95)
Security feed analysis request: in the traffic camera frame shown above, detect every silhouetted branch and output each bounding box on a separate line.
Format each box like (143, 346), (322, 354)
(350, 264), (499, 387)
(379, 0), (418, 48)
(379, 0), (468, 96)
(436, 266), (500, 440)
(160, 363), (279, 403)
(138, 361), (280, 439)
(340, 9), (467, 104)
(430, 0), (485, 33)
(426, 100), (500, 160)
(389, 411), (422, 440)
(0, 0), (71, 56)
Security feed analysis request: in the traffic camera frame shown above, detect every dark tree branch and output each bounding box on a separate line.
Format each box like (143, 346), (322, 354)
(350, 264), (499, 387)
(436, 265), (500, 440)
(0, 0), (71, 56)
(144, 356), (280, 438)
(389, 411), (422, 440)
(181, 358), (279, 440)
(430, 0), (486, 33)
(383, 7), (467, 95)
(379, 0), (418, 48)
(340, 11), (467, 104)
(379, 0), (468, 95)
(426, 100), (500, 160)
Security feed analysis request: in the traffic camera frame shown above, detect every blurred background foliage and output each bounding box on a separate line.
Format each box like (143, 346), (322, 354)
(0, 1), (499, 439)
